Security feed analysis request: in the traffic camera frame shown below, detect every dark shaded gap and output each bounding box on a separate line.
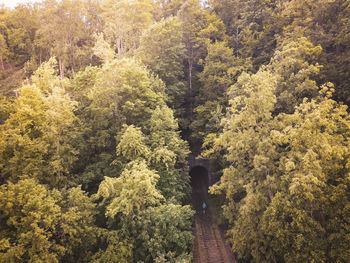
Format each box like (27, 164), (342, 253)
(190, 166), (209, 190)
(190, 166), (209, 213)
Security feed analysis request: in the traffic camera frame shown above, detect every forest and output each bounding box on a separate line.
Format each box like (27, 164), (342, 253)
(0, 0), (350, 262)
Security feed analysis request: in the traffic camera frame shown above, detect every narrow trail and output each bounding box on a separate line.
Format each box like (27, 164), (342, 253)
(191, 167), (236, 263)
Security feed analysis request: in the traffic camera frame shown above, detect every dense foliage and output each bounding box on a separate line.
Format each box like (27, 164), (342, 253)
(1, 0), (350, 262)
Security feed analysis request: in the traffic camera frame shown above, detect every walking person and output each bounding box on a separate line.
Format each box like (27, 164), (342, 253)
(202, 201), (207, 215)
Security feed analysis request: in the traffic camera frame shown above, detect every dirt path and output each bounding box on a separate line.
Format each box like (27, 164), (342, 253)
(191, 171), (236, 263)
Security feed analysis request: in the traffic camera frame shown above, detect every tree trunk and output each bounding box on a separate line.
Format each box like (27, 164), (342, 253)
(70, 43), (75, 75)
(235, 26), (239, 57)
(0, 54), (4, 70)
(189, 60), (193, 93)
(70, 54), (75, 75)
(56, 138), (61, 183)
(117, 38), (123, 56)
(59, 58), (64, 79)
(188, 51), (193, 119)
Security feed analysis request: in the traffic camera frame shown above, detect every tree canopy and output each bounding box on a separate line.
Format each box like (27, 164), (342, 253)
(1, 0), (350, 262)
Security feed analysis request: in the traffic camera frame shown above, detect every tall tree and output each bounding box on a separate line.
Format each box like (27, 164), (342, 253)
(178, 0), (206, 117)
(0, 58), (78, 186)
(0, 179), (64, 262)
(138, 16), (186, 126)
(0, 8), (8, 71)
(3, 4), (39, 67)
(190, 42), (233, 148)
(102, 0), (154, 56)
(275, 0), (350, 104)
(209, 68), (278, 261)
(268, 37), (322, 114)
(97, 161), (163, 218)
(0, 179), (99, 262)
(262, 87), (350, 262)
(96, 160), (193, 262)
(77, 58), (167, 188)
(153, 0), (186, 20)
(37, 0), (99, 78)
(147, 105), (190, 203)
(207, 38), (338, 262)
(189, 11), (252, 151)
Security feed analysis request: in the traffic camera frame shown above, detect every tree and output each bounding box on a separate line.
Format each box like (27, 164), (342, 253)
(136, 204), (194, 262)
(36, 0), (99, 78)
(0, 17), (8, 70)
(210, 0), (278, 65)
(90, 58), (166, 128)
(148, 105), (190, 203)
(91, 230), (133, 263)
(0, 179), (64, 262)
(78, 58), (167, 188)
(93, 33), (115, 64)
(42, 86), (78, 186)
(0, 83), (48, 183)
(102, 0), (154, 56)
(3, 4), (39, 67)
(208, 68), (278, 261)
(97, 161), (163, 218)
(191, 40), (251, 151)
(196, 29), (235, 102)
(196, 12), (227, 47)
(138, 16), (186, 125)
(208, 37), (350, 262)
(262, 87), (350, 262)
(153, 0), (186, 20)
(0, 58), (78, 186)
(269, 37), (322, 114)
(116, 124), (150, 162)
(96, 159), (193, 263)
(0, 179), (100, 263)
(55, 186), (99, 262)
(264, 0), (350, 104)
(178, 0), (206, 115)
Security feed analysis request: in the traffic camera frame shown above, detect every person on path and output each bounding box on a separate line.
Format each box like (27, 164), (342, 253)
(202, 201), (207, 215)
